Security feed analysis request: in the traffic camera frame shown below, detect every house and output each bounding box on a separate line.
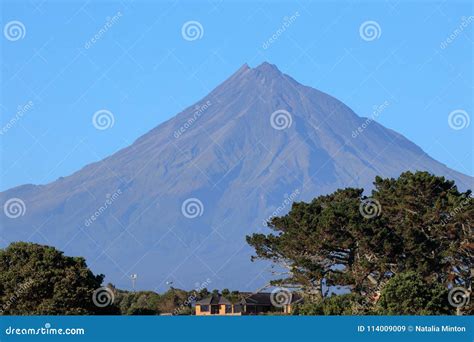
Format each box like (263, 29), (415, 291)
(195, 292), (302, 316)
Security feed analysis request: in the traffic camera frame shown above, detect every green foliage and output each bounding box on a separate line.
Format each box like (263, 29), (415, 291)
(0, 242), (115, 315)
(247, 172), (474, 314)
(247, 171), (472, 313)
(0, 243), (205, 315)
(175, 306), (193, 315)
(293, 294), (371, 315)
(247, 187), (368, 293)
(371, 172), (472, 286)
(197, 288), (243, 304)
(127, 307), (159, 315)
(113, 289), (161, 315)
(227, 290), (242, 304)
(377, 272), (451, 315)
(198, 288), (209, 298)
(114, 287), (190, 315)
(157, 288), (189, 313)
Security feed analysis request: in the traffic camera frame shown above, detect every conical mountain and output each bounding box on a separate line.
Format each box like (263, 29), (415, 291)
(1, 62), (471, 290)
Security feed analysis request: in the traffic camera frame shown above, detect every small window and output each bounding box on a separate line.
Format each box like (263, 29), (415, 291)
(200, 305), (209, 312)
(225, 305), (232, 313)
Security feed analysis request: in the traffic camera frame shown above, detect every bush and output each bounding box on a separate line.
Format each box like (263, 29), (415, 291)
(0, 242), (117, 315)
(293, 293), (372, 315)
(376, 272), (451, 315)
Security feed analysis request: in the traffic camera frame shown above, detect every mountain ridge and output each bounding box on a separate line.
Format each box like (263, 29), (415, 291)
(1, 62), (472, 291)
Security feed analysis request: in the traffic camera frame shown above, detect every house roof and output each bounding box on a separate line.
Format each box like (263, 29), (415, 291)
(240, 292), (303, 306)
(195, 294), (231, 305)
(196, 292), (303, 306)
(240, 292), (273, 305)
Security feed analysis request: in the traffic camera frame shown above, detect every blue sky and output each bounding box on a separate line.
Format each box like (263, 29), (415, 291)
(1, 0), (472, 191)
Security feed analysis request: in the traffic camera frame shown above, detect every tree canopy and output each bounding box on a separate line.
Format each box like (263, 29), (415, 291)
(247, 171), (473, 309)
(0, 242), (210, 315)
(376, 271), (450, 315)
(0, 242), (116, 315)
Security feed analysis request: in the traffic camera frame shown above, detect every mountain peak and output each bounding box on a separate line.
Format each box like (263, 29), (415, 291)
(212, 62), (287, 97)
(230, 62), (282, 78)
(1, 62), (472, 291)
(237, 63), (250, 73)
(254, 61), (280, 73)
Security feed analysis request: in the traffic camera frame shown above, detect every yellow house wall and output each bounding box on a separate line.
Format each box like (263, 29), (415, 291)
(197, 303), (294, 315)
(219, 304), (226, 315)
(195, 305), (211, 316)
(195, 304), (235, 316)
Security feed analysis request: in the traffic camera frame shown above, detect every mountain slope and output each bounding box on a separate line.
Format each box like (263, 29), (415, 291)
(1, 62), (472, 291)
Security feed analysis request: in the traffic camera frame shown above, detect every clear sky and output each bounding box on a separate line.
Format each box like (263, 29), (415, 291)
(1, 0), (472, 191)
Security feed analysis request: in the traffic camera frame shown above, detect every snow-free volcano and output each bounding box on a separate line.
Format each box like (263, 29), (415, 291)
(1, 62), (472, 290)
